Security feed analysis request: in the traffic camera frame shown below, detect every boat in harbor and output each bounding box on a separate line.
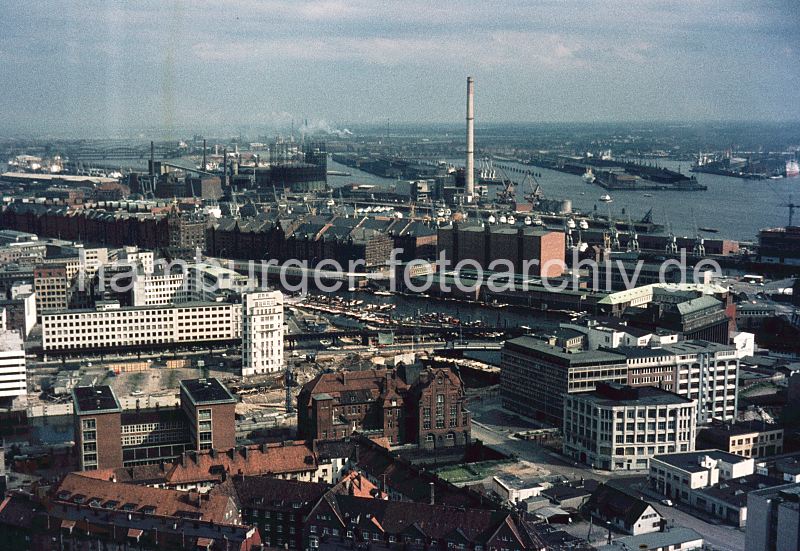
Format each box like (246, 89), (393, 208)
(582, 167), (596, 183)
(643, 193), (653, 198)
(787, 160), (800, 177)
(699, 227), (719, 233)
(599, 194), (613, 203)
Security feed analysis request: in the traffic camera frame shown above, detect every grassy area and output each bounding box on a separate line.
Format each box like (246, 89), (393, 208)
(433, 459), (512, 484)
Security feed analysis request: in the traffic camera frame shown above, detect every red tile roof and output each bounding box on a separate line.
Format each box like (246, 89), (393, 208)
(53, 472), (237, 524)
(164, 442), (319, 485)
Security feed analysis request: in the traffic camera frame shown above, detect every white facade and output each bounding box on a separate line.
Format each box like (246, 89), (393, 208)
(0, 329), (27, 401)
(649, 450), (755, 503)
(114, 246), (154, 274)
(242, 291), (284, 376)
(625, 341), (739, 423)
(732, 331), (755, 359)
(187, 263), (249, 302)
(41, 302), (242, 351)
(563, 387), (696, 471)
(77, 245), (109, 276)
(132, 270), (188, 306)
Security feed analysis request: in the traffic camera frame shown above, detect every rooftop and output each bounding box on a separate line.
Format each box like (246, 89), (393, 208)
(571, 382), (692, 406)
(180, 378), (237, 405)
(651, 450), (750, 473)
(695, 475), (782, 508)
(0, 330), (23, 352)
(504, 336), (626, 366)
(596, 527), (704, 551)
(73, 385), (121, 414)
(700, 420), (783, 443)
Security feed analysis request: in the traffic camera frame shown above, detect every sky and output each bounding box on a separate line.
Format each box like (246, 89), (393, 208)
(1, 0), (798, 136)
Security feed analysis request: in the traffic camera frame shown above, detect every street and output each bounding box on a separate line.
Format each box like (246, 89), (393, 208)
(470, 403), (745, 551)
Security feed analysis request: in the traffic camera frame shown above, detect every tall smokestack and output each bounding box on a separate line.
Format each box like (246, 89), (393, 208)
(149, 141), (155, 177)
(465, 76), (475, 202)
(223, 148), (228, 188)
(202, 139), (207, 172)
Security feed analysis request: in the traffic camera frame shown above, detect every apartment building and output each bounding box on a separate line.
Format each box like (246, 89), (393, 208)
(0, 329), (26, 407)
(500, 336), (628, 425)
(563, 383), (696, 471)
(242, 290), (284, 376)
(73, 378), (236, 470)
(41, 300), (241, 353)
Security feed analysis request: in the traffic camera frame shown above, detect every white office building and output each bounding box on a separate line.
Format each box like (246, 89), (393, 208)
(0, 329), (27, 405)
(563, 382), (696, 471)
(41, 301), (242, 352)
(242, 291), (284, 376)
(132, 269), (188, 306)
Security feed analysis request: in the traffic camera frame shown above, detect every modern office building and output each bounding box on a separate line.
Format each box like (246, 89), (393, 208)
(72, 378), (236, 470)
(622, 340), (739, 423)
(563, 383), (696, 471)
(131, 268), (187, 306)
(41, 300), (242, 353)
(242, 290), (284, 376)
(500, 336), (627, 425)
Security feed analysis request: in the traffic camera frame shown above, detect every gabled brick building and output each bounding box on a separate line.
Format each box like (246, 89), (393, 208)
(297, 366), (470, 448)
(303, 493), (544, 551)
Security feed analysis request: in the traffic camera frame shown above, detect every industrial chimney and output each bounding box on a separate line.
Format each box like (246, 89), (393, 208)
(465, 76), (475, 202)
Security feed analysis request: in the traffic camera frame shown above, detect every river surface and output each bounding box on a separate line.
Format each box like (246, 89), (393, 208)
(326, 156), (797, 242)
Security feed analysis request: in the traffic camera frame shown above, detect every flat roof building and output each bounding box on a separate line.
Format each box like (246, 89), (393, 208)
(73, 378), (236, 470)
(563, 383), (696, 471)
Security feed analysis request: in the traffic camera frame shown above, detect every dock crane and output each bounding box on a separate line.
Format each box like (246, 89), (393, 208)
(692, 211), (705, 257)
(605, 205), (620, 251)
(626, 215), (640, 253)
(782, 201), (799, 227)
(665, 214), (678, 255)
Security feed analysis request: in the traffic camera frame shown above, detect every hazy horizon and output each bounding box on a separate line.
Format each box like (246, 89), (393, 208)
(2, 1), (798, 137)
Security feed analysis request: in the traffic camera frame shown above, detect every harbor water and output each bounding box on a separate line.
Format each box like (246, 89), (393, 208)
(327, 157), (797, 242)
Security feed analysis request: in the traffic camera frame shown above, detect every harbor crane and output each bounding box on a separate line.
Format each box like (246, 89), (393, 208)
(626, 215), (640, 253)
(782, 201), (799, 227)
(665, 214), (678, 255)
(691, 211), (705, 257)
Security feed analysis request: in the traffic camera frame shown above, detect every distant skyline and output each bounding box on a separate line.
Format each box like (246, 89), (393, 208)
(1, 1), (798, 137)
